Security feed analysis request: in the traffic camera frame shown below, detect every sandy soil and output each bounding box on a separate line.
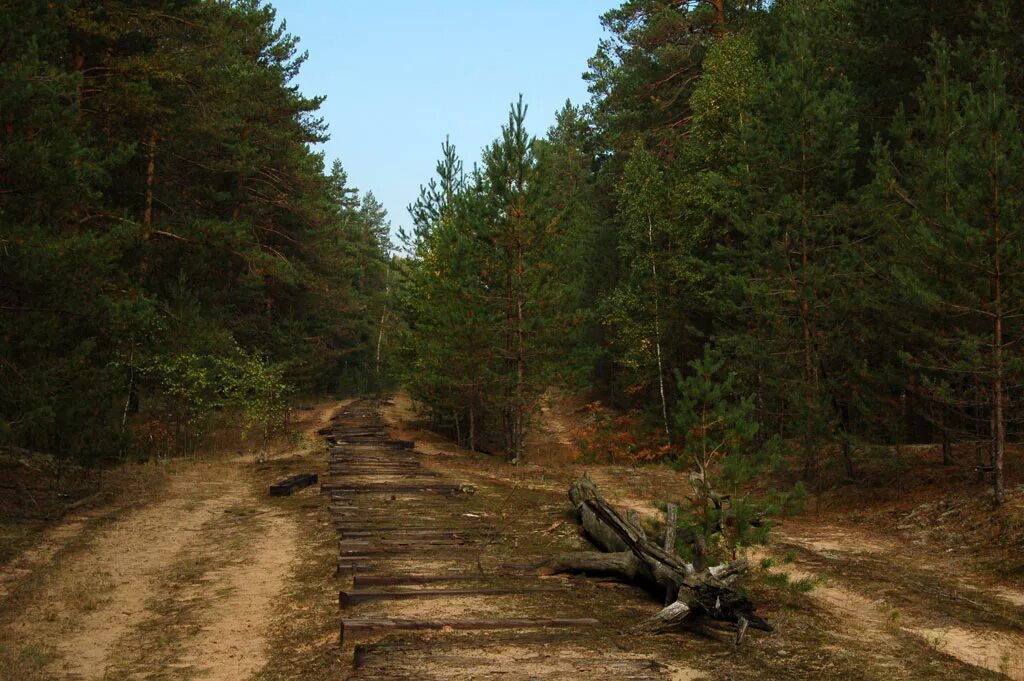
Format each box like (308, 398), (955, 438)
(383, 390), (1024, 681)
(0, 516), (91, 600)
(3, 391), (1020, 681)
(0, 401), (342, 681)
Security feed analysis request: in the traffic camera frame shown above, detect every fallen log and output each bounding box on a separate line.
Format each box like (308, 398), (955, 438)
(537, 474), (769, 643)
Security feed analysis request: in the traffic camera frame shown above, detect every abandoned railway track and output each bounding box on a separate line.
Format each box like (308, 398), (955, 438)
(322, 397), (684, 680)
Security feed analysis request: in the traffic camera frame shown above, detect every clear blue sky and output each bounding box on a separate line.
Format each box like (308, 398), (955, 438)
(274, 1), (616, 241)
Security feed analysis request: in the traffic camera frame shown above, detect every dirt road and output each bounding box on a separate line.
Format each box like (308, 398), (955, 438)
(2, 394), (1021, 680)
(383, 392), (1024, 680)
(0, 403), (342, 681)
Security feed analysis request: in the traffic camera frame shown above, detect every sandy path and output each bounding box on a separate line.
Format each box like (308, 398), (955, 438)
(0, 402), (341, 681)
(181, 508), (297, 680)
(768, 523), (1024, 680)
(0, 516), (91, 600)
(23, 471), (238, 679)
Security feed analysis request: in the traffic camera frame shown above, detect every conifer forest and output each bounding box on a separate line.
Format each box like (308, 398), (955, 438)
(1, 2), (1023, 680)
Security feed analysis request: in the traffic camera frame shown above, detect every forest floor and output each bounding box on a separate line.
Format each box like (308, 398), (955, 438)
(383, 391), (1024, 681)
(0, 392), (1020, 680)
(0, 400), (353, 681)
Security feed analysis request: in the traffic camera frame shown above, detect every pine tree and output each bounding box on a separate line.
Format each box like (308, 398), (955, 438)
(480, 96), (544, 462)
(1, 1), (391, 460)
(716, 0), (863, 482)
(879, 40), (1024, 504)
(674, 345), (760, 562)
(604, 141), (673, 442)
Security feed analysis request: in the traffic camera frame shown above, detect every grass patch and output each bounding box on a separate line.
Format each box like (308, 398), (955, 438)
(0, 523), (46, 566)
(885, 607), (902, 631)
(789, 575), (821, 594)
(0, 643), (57, 681)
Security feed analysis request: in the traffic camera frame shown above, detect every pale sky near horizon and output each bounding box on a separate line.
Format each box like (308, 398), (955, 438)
(274, 1), (617, 242)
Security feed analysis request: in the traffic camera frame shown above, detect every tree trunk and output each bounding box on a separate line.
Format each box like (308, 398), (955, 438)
(143, 130), (156, 233)
(647, 215), (670, 444)
(840, 403), (855, 479)
(375, 266), (390, 377)
(993, 271), (1006, 505)
(513, 230), (525, 464)
(537, 475), (769, 638)
(711, 0), (726, 29)
(662, 503), (678, 605)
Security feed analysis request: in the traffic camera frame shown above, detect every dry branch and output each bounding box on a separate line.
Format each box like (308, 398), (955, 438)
(537, 474), (769, 640)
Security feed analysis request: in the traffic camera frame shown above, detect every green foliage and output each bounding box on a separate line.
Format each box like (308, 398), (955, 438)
(398, 98), (588, 461)
(874, 35), (1024, 501)
(8, 0), (1024, 515)
(0, 1), (390, 463)
(603, 142), (670, 379)
(220, 351), (291, 450)
(673, 345), (765, 552)
(142, 352), (219, 453)
(141, 347), (288, 455)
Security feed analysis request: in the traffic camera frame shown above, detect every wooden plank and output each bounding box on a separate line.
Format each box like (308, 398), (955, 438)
(327, 465), (423, 471)
(327, 461), (425, 467)
(340, 586), (563, 607)
(352, 573), (487, 587)
(329, 520), (481, 529)
(339, 544), (480, 558)
(336, 560), (377, 574)
(338, 529), (488, 539)
(328, 439), (416, 449)
(328, 459), (405, 464)
(328, 455), (421, 463)
(321, 483), (475, 495)
(339, 538), (477, 553)
(328, 470), (426, 476)
(328, 450), (419, 457)
(269, 473), (318, 496)
(327, 467), (431, 474)
(340, 617), (600, 644)
(328, 464), (424, 469)
(333, 526), (485, 535)
(328, 459), (422, 466)
(327, 473), (438, 480)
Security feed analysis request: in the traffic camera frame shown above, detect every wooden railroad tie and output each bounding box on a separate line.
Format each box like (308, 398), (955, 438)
(269, 473), (318, 496)
(338, 544), (481, 559)
(328, 439), (416, 449)
(339, 586), (563, 607)
(327, 467), (433, 474)
(336, 560), (377, 574)
(327, 474), (438, 481)
(328, 450), (419, 457)
(352, 573), (500, 587)
(340, 617), (600, 644)
(338, 540), (477, 555)
(321, 483), (476, 495)
(338, 529), (489, 539)
(328, 519), (482, 528)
